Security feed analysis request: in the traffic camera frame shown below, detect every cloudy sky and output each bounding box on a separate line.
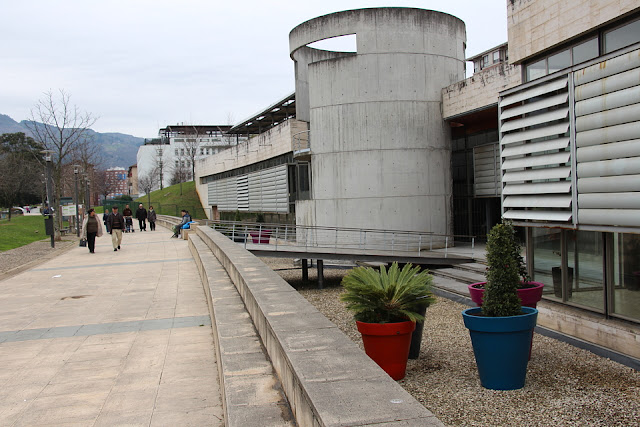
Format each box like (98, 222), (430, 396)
(1, 0), (507, 138)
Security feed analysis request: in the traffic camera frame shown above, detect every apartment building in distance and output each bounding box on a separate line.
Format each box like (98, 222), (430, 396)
(104, 167), (128, 199)
(136, 125), (240, 192)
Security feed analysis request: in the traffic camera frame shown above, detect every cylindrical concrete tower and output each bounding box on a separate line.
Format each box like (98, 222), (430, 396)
(290, 8), (466, 235)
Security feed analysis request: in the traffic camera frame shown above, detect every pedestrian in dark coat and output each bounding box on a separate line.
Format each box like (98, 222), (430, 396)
(107, 206), (125, 251)
(135, 203), (148, 231)
(147, 206), (157, 231)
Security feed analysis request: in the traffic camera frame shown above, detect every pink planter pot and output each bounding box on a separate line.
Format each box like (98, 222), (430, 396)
(249, 230), (271, 244)
(468, 281), (545, 309)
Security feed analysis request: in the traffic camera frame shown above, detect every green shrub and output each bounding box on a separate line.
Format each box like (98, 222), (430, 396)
(340, 262), (435, 323)
(482, 221), (523, 317)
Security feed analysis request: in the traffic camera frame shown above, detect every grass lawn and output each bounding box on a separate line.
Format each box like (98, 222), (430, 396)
(134, 181), (206, 218)
(0, 215), (48, 252)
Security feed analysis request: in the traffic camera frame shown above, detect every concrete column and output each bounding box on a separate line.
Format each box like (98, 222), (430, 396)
(302, 259), (309, 281)
(317, 259), (324, 289)
(290, 8), (466, 237)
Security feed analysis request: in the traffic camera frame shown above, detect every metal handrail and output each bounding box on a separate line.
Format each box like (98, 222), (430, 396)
(202, 220), (476, 258)
(292, 130), (310, 155)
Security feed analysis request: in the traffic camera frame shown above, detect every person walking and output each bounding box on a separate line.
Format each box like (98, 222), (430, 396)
(122, 204), (134, 233)
(103, 209), (111, 233)
(171, 209), (192, 238)
(135, 203), (148, 231)
(107, 205), (125, 251)
(80, 208), (103, 254)
(147, 206), (157, 231)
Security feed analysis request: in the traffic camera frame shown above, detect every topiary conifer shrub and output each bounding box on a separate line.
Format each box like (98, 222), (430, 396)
(340, 262), (435, 323)
(482, 220), (524, 317)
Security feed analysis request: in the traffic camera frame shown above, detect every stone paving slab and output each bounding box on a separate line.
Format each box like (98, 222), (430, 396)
(0, 226), (223, 426)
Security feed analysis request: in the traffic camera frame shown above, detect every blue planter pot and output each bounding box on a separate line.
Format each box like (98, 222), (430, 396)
(462, 307), (538, 390)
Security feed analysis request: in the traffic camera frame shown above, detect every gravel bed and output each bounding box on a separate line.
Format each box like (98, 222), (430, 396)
(0, 238), (76, 275)
(261, 256), (640, 427)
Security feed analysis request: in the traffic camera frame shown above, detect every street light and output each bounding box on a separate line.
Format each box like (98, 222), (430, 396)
(156, 148), (164, 190)
(74, 165), (80, 237)
(41, 150), (55, 248)
(85, 177), (91, 210)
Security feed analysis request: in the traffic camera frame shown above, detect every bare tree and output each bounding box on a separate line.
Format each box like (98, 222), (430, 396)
(93, 169), (119, 203)
(26, 89), (97, 238)
(0, 133), (44, 220)
(181, 125), (202, 182)
(138, 173), (157, 207)
(169, 159), (189, 195)
(222, 112), (236, 146)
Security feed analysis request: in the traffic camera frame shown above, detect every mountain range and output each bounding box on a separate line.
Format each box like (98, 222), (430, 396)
(0, 114), (145, 169)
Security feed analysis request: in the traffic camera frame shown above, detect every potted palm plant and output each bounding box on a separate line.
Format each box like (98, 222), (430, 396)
(340, 262), (435, 380)
(462, 220), (538, 390)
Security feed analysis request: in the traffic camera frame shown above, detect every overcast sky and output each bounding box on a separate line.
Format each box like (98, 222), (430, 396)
(1, 0), (507, 138)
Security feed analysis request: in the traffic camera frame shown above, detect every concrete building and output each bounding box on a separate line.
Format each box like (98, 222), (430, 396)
(193, 4), (640, 357)
(136, 125), (238, 193)
(195, 93), (303, 222)
(127, 164), (138, 198)
(290, 8), (466, 237)
(442, 1), (640, 356)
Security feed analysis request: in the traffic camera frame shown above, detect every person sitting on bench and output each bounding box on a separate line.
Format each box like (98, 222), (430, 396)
(171, 209), (192, 238)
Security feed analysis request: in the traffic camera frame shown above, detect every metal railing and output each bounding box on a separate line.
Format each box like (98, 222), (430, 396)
(292, 130), (310, 157)
(202, 220), (477, 259)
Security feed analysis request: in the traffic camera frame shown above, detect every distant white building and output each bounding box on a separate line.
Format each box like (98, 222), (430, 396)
(136, 125), (244, 193)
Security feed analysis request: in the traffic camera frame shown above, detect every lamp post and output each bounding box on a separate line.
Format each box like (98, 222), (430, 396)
(74, 165), (80, 237)
(42, 150), (55, 248)
(85, 177), (91, 210)
(156, 148), (164, 190)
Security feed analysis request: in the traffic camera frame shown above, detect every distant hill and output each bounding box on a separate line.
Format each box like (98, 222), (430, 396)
(0, 114), (145, 169)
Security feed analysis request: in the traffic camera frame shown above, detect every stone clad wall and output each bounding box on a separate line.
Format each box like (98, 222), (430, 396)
(507, 0), (639, 63)
(442, 63), (522, 119)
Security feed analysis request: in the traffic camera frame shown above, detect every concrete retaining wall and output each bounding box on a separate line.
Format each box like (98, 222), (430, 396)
(192, 224), (443, 426)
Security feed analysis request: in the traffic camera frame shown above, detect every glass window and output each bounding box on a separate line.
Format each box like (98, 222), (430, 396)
(532, 227), (562, 300)
(612, 233), (640, 321)
(605, 18), (640, 53)
(474, 61), (480, 73)
(526, 59), (546, 81)
(174, 149), (178, 155)
(548, 49), (571, 73)
(566, 231), (604, 311)
(297, 162), (310, 200)
(482, 55), (489, 68)
(493, 51), (500, 63)
(572, 38), (598, 64)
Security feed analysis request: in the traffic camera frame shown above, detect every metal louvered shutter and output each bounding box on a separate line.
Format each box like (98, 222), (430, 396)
(473, 142), (500, 197)
(207, 164), (289, 213)
(499, 76), (573, 223)
(574, 49), (640, 227)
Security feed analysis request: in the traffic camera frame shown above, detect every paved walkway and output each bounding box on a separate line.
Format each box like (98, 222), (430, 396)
(0, 226), (223, 426)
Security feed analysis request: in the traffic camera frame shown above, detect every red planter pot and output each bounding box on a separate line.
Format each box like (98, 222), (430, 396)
(468, 281), (545, 309)
(356, 320), (416, 380)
